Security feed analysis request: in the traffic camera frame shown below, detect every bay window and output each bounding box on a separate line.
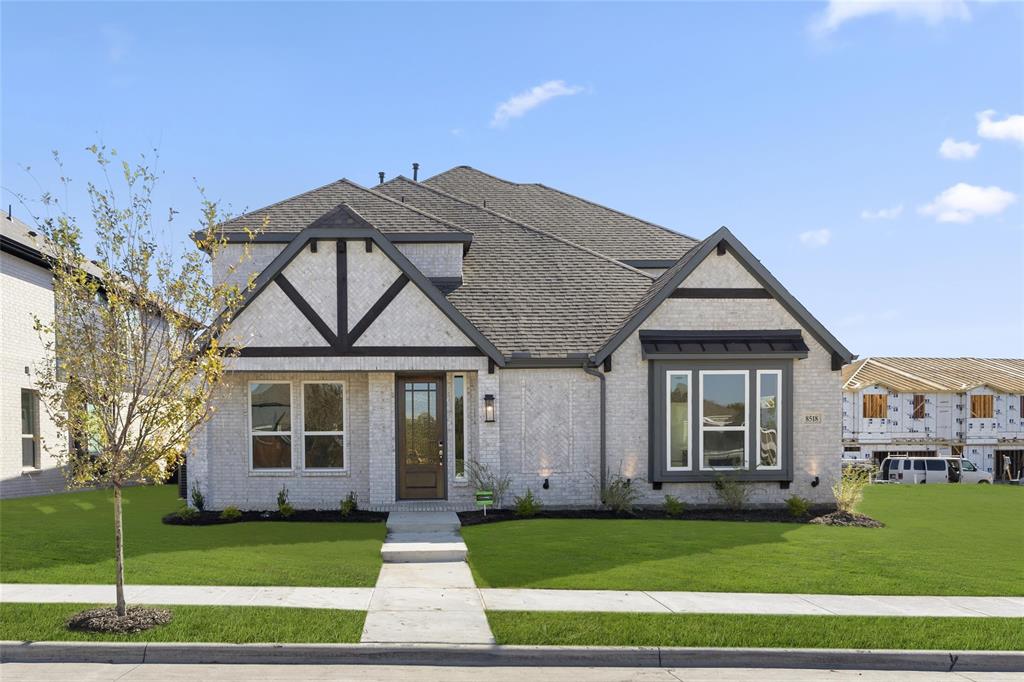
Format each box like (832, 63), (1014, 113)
(650, 360), (793, 482)
(250, 382), (292, 470)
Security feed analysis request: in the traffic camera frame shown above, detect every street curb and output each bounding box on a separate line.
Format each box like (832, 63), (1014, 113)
(1, 641), (1022, 671)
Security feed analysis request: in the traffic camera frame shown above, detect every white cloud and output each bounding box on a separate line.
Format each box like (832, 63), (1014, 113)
(938, 137), (979, 160)
(810, 0), (970, 36)
(491, 80), (584, 128)
(919, 183), (1017, 223)
(860, 204), (904, 220)
(799, 228), (832, 247)
(976, 110), (1024, 143)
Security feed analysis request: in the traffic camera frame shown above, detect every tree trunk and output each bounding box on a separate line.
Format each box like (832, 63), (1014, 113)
(113, 483), (126, 617)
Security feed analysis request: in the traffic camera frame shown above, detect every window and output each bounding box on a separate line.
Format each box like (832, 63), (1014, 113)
(700, 371), (747, 469)
(249, 382), (292, 470)
(21, 390), (40, 469)
(863, 394), (887, 419)
(962, 460), (977, 472)
(756, 370), (781, 470)
(970, 395), (993, 419)
(914, 459), (925, 471)
(453, 375), (466, 479)
(912, 395), (926, 420)
(302, 382), (344, 470)
(666, 371), (691, 470)
(926, 459), (945, 471)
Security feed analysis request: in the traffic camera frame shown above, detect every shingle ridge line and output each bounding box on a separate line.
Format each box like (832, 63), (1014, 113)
(381, 175), (656, 281)
(337, 178), (472, 235)
(219, 177), (350, 228)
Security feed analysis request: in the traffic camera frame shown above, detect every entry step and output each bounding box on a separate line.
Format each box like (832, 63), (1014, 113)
(386, 511), (461, 534)
(381, 532), (467, 563)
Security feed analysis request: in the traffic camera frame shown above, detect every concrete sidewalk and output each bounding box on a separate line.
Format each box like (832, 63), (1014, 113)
(3, 583), (1021, 619)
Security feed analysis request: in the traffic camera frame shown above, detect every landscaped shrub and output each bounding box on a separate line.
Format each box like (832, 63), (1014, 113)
(713, 475), (749, 511)
(190, 484), (205, 512)
(662, 494), (686, 517)
(467, 459), (512, 507)
(785, 495), (811, 518)
(175, 506), (198, 521)
(602, 474), (641, 514)
(340, 492), (358, 518)
(277, 485), (294, 518)
(833, 466), (875, 513)
(219, 506), (241, 521)
(512, 488), (543, 518)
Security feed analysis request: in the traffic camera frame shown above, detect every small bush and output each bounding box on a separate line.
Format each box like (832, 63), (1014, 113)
(785, 495), (811, 518)
(190, 484), (205, 511)
(467, 459), (512, 508)
(512, 488), (543, 518)
(278, 502), (295, 518)
(175, 506), (198, 521)
(662, 494), (686, 517)
(340, 492), (358, 518)
(277, 485), (290, 510)
(713, 475), (749, 511)
(602, 474), (641, 514)
(219, 506), (241, 521)
(833, 466), (875, 513)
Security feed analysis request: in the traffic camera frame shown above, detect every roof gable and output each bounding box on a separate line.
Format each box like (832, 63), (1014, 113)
(843, 357), (1024, 393)
(592, 226), (855, 368)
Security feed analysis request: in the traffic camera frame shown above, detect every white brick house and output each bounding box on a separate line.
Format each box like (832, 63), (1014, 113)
(190, 166), (854, 510)
(1, 215), (69, 497)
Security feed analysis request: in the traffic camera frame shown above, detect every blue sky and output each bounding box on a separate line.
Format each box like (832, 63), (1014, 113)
(3, 1), (1022, 358)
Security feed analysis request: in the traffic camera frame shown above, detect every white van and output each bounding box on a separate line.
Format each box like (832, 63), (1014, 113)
(879, 457), (993, 485)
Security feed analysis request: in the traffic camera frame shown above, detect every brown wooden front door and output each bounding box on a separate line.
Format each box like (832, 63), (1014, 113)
(397, 376), (446, 500)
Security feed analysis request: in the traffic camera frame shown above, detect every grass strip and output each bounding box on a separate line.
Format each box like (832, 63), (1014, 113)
(487, 611), (1024, 651)
(0, 603), (365, 643)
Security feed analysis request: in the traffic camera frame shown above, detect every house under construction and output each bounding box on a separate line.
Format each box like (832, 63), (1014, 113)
(842, 357), (1024, 481)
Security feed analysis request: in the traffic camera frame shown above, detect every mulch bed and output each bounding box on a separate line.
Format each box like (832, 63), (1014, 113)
(66, 606), (172, 634)
(163, 509), (387, 526)
(809, 510), (885, 528)
(458, 506), (837, 526)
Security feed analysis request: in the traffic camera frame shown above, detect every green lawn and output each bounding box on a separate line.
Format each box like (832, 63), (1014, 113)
(487, 612), (1024, 650)
(0, 486), (384, 587)
(464, 485), (1024, 595)
(0, 603), (364, 643)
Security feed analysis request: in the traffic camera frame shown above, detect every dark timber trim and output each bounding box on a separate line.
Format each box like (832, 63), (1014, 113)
(592, 227), (855, 368)
(196, 230), (475, 246)
(207, 210), (505, 366)
(336, 241), (348, 350)
(233, 346), (483, 358)
(669, 288), (771, 299)
(346, 274), (409, 346)
(620, 259), (677, 269)
(274, 274), (337, 346)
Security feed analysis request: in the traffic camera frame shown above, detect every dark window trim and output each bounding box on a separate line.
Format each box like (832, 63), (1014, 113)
(648, 359), (794, 483)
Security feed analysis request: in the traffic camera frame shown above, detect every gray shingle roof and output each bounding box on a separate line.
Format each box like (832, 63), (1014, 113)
(376, 177), (654, 358)
(423, 166), (698, 261)
(219, 178), (470, 236)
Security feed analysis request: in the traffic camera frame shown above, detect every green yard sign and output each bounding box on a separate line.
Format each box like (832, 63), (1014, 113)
(475, 490), (493, 515)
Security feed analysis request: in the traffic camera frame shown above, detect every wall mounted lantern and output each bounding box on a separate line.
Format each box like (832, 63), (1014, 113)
(542, 478), (550, 490)
(811, 476), (820, 488)
(484, 394), (496, 423)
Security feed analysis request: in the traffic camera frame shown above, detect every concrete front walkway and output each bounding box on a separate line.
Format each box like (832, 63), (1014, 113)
(3, 583), (1021, 618)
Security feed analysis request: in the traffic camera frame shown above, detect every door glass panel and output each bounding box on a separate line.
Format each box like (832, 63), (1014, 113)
(404, 382), (438, 465)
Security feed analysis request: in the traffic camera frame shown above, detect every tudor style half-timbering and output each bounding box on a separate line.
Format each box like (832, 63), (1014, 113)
(189, 166), (854, 510)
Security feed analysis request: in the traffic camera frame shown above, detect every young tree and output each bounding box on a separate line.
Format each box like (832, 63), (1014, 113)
(27, 146), (257, 619)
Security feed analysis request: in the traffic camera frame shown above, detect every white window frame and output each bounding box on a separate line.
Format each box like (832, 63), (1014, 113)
(301, 380), (347, 473)
(756, 370), (783, 471)
(698, 370), (749, 471)
(452, 374), (468, 481)
(21, 389), (40, 470)
(248, 381), (294, 473)
(665, 370), (693, 471)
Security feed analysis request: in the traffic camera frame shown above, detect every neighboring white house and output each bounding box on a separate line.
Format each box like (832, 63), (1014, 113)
(842, 357), (1024, 481)
(187, 166), (854, 511)
(1, 214), (68, 498)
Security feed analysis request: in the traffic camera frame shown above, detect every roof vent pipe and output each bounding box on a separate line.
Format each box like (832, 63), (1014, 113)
(412, 163), (419, 181)
(378, 171), (385, 185)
